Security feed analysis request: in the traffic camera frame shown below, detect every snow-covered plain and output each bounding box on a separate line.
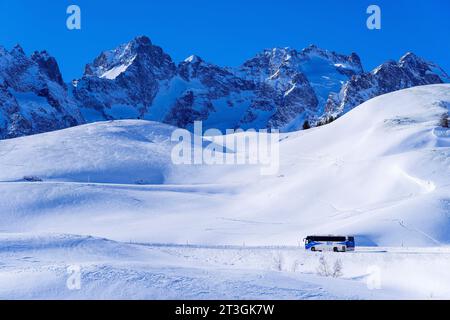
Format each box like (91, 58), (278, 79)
(0, 84), (449, 299)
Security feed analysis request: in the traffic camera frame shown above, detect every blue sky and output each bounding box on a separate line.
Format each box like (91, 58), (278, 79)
(1, 0), (449, 81)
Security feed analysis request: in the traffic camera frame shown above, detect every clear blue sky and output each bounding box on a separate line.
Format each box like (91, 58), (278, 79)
(1, 0), (448, 81)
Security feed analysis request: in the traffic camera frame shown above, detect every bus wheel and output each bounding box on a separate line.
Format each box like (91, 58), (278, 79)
(333, 247), (338, 252)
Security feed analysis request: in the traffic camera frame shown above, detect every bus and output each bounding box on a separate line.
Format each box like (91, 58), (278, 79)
(304, 235), (355, 252)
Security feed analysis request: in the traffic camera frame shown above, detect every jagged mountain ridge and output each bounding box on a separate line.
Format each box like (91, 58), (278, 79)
(325, 52), (450, 117)
(0, 45), (83, 139)
(74, 39), (365, 131)
(0, 36), (448, 139)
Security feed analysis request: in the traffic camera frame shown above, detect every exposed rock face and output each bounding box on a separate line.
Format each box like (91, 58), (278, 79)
(73, 41), (366, 132)
(0, 45), (82, 139)
(238, 48), (318, 130)
(73, 36), (177, 120)
(0, 37), (448, 140)
(31, 51), (65, 86)
(325, 52), (450, 117)
(169, 55), (256, 130)
(236, 46), (363, 129)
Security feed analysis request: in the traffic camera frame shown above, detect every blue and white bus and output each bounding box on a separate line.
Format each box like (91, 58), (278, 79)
(304, 235), (355, 252)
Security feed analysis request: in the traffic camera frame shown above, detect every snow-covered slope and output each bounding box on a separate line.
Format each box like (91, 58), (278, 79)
(1, 84), (450, 299)
(0, 121), (177, 185)
(0, 84), (449, 247)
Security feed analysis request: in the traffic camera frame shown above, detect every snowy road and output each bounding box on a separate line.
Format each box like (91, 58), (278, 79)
(1, 233), (449, 300)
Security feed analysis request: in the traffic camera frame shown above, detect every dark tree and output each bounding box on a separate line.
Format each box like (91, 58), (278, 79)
(302, 120), (311, 130)
(440, 113), (449, 128)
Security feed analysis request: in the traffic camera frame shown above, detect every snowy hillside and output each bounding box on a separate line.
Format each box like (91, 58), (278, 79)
(0, 84), (449, 245)
(0, 84), (449, 299)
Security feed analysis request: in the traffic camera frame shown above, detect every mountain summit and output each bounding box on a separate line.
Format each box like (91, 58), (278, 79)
(0, 36), (448, 139)
(0, 45), (82, 139)
(325, 52), (450, 117)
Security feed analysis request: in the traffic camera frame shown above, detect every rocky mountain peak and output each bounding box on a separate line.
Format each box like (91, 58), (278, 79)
(31, 50), (65, 86)
(0, 45), (82, 139)
(241, 47), (298, 74)
(325, 51), (449, 118)
(84, 36), (176, 81)
(399, 52), (421, 65)
(132, 35), (152, 47)
(184, 54), (203, 64)
(11, 44), (25, 56)
(301, 45), (364, 74)
(349, 52), (362, 67)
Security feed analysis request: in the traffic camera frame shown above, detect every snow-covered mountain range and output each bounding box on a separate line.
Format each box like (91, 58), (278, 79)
(1, 36), (448, 139)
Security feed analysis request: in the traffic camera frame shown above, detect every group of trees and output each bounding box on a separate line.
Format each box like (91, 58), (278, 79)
(302, 112), (449, 131)
(302, 115), (338, 131)
(440, 113), (449, 128)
